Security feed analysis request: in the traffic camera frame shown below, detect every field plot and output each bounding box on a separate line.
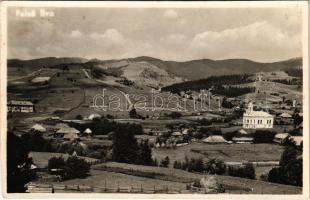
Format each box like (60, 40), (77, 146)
(91, 162), (301, 194)
(153, 142), (284, 164)
(29, 152), (99, 168)
(55, 169), (187, 192)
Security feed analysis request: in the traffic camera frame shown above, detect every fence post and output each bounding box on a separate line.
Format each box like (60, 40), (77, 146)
(140, 184), (143, 193)
(117, 182), (120, 192)
(104, 180), (107, 192)
(153, 185), (156, 194)
(166, 185), (168, 193)
(77, 185), (80, 191)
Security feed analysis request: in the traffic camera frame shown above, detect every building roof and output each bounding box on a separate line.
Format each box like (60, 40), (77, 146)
(274, 133), (290, 139)
(202, 135), (228, 143)
(232, 137), (253, 141)
(244, 110), (272, 117)
(63, 132), (79, 140)
(172, 132), (182, 136)
(279, 112), (292, 118)
(31, 124), (46, 132)
(8, 100), (33, 106)
(238, 129), (248, 135)
(31, 77), (51, 83)
(88, 113), (101, 120)
(83, 128), (92, 134)
(56, 127), (80, 134)
(291, 136), (303, 146)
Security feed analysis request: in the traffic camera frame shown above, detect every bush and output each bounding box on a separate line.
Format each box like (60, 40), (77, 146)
(169, 112), (182, 119)
(252, 130), (276, 143)
(48, 156), (65, 174)
(160, 156), (170, 168)
(63, 156), (90, 180)
(205, 159), (226, 175)
(228, 163), (255, 179)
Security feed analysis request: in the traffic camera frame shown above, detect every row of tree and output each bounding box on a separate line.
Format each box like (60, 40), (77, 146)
(173, 157), (255, 179)
(162, 74), (253, 94)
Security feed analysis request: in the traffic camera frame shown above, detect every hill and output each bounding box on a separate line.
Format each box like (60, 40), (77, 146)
(8, 56), (302, 80)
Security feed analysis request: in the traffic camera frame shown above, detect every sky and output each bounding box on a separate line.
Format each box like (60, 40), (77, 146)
(8, 6), (303, 62)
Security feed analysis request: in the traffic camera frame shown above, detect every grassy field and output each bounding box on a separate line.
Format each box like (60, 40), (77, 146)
(54, 169), (187, 191)
(153, 142), (284, 164)
(29, 151), (99, 168)
(91, 162), (301, 194)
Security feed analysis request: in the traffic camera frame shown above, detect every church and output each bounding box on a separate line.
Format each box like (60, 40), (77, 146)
(243, 102), (273, 129)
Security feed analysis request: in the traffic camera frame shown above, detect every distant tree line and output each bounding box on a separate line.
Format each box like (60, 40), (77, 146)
(285, 68), (302, 78)
(271, 78), (300, 85)
(162, 74), (254, 96)
(173, 157), (255, 179)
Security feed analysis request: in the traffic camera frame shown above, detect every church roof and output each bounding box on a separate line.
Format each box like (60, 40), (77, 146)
(244, 110), (272, 117)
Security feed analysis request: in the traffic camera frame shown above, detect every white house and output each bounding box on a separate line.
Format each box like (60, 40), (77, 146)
(7, 100), (34, 113)
(243, 102), (273, 129)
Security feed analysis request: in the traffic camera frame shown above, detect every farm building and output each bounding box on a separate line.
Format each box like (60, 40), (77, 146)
(31, 124), (46, 133)
(291, 136), (303, 146)
(243, 102), (273, 129)
(238, 129), (248, 135)
(232, 136), (254, 144)
(273, 133), (290, 144)
(7, 100), (34, 113)
(88, 113), (101, 120)
(172, 131), (182, 137)
(202, 135), (228, 144)
(277, 112), (293, 124)
(31, 77), (51, 84)
(56, 127), (80, 140)
(82, 128), (92, 137)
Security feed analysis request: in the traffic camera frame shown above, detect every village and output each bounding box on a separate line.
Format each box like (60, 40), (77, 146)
(7, 64), (304, 194)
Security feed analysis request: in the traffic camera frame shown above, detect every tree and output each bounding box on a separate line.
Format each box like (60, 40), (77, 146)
(75, 115), (83, 120)
(160, 156), (170, 168)
(169, 112), (182, 119)
(129, 108), (137, 118)
(253, 130), (276, 143)
(205, 159), (226, 175)
(63, 156), (90, 180)
(268, 145), (302, 186)
(48, 156), (65, 175)
(7, 132), (36, 193)
(136, 140), (153, 165)
(112, 126), (139, 164)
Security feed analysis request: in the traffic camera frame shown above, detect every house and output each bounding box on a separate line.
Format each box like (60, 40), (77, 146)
(88, 113), (101, 120)
(243, 102), (273, 129)
(273, 133), (290, 144)
(83, 128), (92, 137)
(31, 124), (46, 133)
(172, 131), (182, 137)
(31, 76), (51, 84)
(232, 136), (254, 144)
(278, 112), (293, 124)
(202, 135), (228, 144)
(7, 100), (34, 113)
(238, 129), (248, 135)
(56, 127), (80, 140)
(291, 136), (303, 146)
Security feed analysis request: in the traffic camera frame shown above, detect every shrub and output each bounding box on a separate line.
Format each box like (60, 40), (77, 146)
(228, 163), (255, 179)
(252, 130), (276, 143)
(63, 156), (90, 180)
(48, 156), (65, 174)
(205, 159), (226, 175)
(160, 156), (170, 168)
(169, 112), (182, 119)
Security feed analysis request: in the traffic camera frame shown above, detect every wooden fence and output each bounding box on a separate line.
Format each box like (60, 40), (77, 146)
(25, 182), (214, 194)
